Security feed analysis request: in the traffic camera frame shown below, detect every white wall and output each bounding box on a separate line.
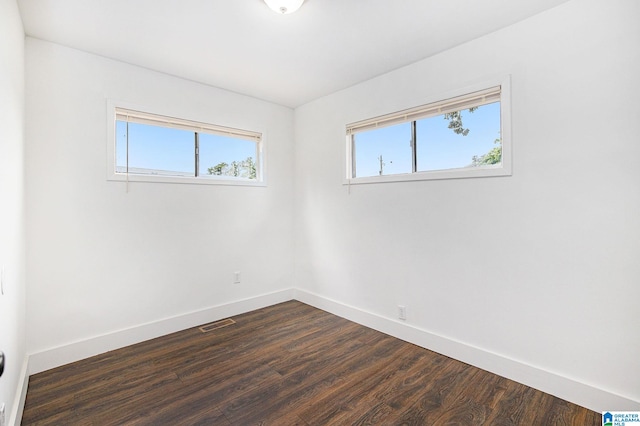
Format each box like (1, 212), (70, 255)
(294, 0), (640, 410)
(17, 0), (639, 416)
(0, 0), (27, 421)
(25, 39), (295, 356)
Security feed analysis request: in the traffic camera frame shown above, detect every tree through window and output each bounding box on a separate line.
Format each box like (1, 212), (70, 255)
(346, 82), (510, 183)
(114, 108), (262, 183)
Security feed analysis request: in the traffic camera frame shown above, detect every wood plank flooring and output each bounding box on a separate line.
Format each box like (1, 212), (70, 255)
(22, 301), (601, 425)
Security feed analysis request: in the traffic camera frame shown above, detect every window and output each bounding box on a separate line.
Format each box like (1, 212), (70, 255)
(346, 79), (511, 183)
(108, 106), (263, 185)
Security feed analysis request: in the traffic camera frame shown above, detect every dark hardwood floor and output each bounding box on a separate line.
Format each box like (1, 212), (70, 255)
(22, 301), (601, 425)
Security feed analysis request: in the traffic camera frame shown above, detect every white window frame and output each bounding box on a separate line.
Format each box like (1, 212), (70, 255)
(106, 100), (266, 186)
(344, 76), (511, 184)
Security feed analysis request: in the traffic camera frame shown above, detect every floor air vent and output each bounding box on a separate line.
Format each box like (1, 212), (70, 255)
(199, 318), (236, 333)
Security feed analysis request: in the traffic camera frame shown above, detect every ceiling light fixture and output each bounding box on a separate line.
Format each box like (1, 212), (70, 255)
(264, 0), (305, 14)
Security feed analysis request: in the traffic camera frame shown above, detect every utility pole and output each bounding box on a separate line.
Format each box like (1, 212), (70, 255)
(378, 155), (385, 175)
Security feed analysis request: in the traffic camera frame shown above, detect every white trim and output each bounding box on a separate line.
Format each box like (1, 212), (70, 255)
(344, 164), (510, 185)
(8, 356), (29, 426)
(344, 75), (512, 184)
(27, 289), (294, 375)
(106, 99), (267, 187)
(294, 289), (640, 413)
(106, 173), (267, 187)
(20, 287), (639, 417)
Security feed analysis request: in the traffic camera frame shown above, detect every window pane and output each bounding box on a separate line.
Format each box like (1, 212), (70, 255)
(199, 133), (257, 179)
(352, 122), (412, 178)
(416, 102), (501, 172)
(116, 121), (195, 176)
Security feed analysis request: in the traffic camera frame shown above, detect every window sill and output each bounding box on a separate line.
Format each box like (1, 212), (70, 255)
(343, 164), (511, 185)
(107, 173), (266, 187)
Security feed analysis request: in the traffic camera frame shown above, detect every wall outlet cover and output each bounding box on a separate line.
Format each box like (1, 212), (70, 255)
(398, 305), (407, 320)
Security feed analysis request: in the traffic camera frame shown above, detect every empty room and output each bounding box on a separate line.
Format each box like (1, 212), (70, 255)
(1, 0), (639, 424)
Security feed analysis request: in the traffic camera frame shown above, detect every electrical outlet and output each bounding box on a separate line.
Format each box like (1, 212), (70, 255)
(233, 271), (241, 284)
(398, 305), (406, 321)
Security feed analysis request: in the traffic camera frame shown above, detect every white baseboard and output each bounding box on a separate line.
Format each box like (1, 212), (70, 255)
(294, 289), (640, 413)
(19, 287), (639, 422)
(8, 356), (29, 426)
(28, 289), (294, 375)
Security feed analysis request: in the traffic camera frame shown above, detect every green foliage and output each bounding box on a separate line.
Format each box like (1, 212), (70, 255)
(444, 107), (501, 167)
(208, 162), (229, 176)
(207, 156), (256, 179)
(443, 107), (477, 136)
(471, 138), (502, 166)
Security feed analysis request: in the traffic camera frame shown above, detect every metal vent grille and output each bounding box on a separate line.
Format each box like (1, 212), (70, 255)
(199, 318), (236, 333)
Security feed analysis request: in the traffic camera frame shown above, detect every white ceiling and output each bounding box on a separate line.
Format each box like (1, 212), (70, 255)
(18, 0), (571, 108)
